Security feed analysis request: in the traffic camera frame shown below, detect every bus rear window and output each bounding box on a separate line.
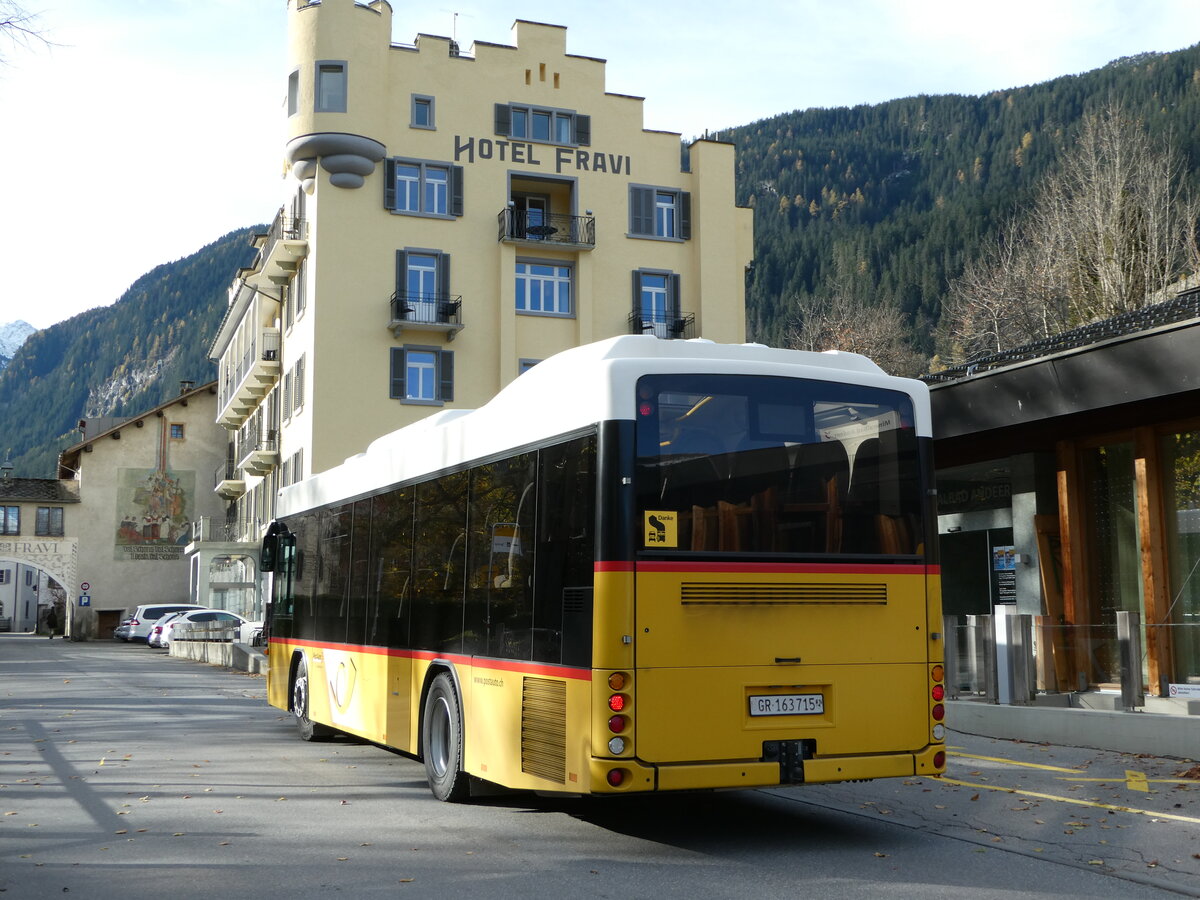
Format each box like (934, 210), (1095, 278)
(635, 373), (923, 557)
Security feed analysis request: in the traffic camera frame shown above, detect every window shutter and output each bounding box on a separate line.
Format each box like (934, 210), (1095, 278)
(438, 253), (451, 298)
(384, 158), (396, 209)
(632, 270), (642, 315)
(451, 166), (464, 217)
(629, 187), (653, 235)
(575, 114), (591, 146)
(283, 372), (292, 419)
(395, 249), (408, 299)
(494, 103), (511, 136)
(295, 357), (305, 409)
(390, 348), (405, 399)
(439, 350), (454, 402)
(669, 274), (681, 313)
(680, 192), (692, 240)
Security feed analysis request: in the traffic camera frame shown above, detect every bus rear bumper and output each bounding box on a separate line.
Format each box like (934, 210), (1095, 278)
(589, 745), (944, 793)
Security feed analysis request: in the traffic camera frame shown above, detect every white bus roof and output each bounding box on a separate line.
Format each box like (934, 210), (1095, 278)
(278, 336), (930, 517)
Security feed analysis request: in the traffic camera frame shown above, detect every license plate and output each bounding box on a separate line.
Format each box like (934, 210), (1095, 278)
(749, 693), (824, 717)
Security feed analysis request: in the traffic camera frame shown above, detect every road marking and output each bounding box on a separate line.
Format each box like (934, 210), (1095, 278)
(948, 751), (1082, 774)
(938, 776), (1200, 825)
(1058, 770), (1196, 792)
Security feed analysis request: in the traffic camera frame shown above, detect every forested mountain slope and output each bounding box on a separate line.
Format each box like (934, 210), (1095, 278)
(0, 229), (260, 477)
(728, 46), (1200, 353)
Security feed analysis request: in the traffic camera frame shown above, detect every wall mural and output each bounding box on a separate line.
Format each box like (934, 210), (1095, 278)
(113, 419), (195, 561)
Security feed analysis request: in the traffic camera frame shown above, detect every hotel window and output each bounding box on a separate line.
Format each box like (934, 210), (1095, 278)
(629, 186), (691, 239)
(516, 261), (573, 316)
(411, 94), (435, 129)
(1, 506), (18, 535)
(494, 103), (590, 146)
(315, 60), (347, 113)
(35, 507), (64, 536)
(390, 346), (454, 405)
(384, 158), (464, 217)
(632, 270), (681, 338)
(395, 250), (454, 323)
(170, 424), (185, 440)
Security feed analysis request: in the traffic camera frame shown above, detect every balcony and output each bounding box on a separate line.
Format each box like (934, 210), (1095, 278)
(497, 209), (595, 249)
(192, 516), (263, 545)
(388, 292), (464, 341)
(213, 459), (246, 500)
(217, 330), (282, 427)
(247, 210), (308, 288)
(236, 424), (279, 476)
(628, 310), (697, 340)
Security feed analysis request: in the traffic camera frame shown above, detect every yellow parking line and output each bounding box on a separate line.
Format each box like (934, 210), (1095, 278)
(1060, 770), (1195, 792)
(948, 751), (1082, 774)
(938, 776), (1200, 825)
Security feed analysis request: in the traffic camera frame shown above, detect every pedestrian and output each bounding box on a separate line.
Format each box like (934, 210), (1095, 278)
(46, 607), (58, 639)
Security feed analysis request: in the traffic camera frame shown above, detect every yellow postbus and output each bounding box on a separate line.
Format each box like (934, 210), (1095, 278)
(261, 336), (946, 800)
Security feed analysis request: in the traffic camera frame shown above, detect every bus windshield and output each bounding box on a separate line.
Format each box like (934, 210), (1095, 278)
(635, 373), (924, 557)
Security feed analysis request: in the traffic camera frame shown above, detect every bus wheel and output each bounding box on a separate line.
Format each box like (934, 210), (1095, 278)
(422, 673), (469, 801)
(293, 655), (333, 742)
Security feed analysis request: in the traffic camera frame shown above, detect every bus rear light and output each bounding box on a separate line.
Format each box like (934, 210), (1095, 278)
(933, 750), (946, 769)
(608, 715), (627, 733)
(931, 703), (945, 721)
(607, 737), (626, 754)
(931, 684), (945, 701)
(606, 768), (627, 787)
(608, 672), (627, 691)
(931, 664), (944, 682)
(932, 723), (945, 741)
(608, 694), (627, 712)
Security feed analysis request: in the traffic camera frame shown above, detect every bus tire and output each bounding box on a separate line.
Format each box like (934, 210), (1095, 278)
(422, 672), (469, 802)
(293, 655), (334, 742)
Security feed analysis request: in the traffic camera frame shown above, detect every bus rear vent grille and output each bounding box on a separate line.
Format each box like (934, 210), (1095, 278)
(521, 677), (567, 783)
(680, 582), (888, 605)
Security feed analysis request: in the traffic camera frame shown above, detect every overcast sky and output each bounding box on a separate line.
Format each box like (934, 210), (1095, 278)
(2, 0), (1199, 331)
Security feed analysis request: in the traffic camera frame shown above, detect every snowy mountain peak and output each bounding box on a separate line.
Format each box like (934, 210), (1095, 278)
(0, 320), (36, 359)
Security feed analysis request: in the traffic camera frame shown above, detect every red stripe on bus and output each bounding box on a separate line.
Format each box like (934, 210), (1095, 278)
(604, 560), (938, 576)
(269, 637), (592, 680)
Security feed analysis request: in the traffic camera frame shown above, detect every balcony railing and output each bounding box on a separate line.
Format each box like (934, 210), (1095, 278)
(217, 329), (282, 426)
(213, 459), (246, 499)
(497, 209), (595, 248)
(251, 209), (309, 286)
(627, 310), (697, 340)
(388, 292), (464, 340)
(192, 516), (264, 544)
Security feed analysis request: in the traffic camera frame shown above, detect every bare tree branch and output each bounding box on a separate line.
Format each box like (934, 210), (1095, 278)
(0, 1), (53, 62)
(941, 104), (1198, 366)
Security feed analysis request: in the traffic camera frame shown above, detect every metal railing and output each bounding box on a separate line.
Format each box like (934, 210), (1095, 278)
(213, 459), (243, 490)
(497, 209), (596, 247)
(218, 330), (281, 411)
(942, 611), (1198, 710)
(389, 292), (462, 327)
(255, 209), (308, 271)
(627, 310), (696, 340)
(192, 516), (264, 544)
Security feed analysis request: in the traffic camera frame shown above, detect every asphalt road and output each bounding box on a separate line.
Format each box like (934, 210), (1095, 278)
(2, 635), (1197, 899)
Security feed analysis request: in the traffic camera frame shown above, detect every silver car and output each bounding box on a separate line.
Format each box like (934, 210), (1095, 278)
(116, 604), (206, 642)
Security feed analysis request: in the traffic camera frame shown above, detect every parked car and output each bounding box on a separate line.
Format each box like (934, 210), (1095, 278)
(157, 609), (249, 650)
(147, 611), (188, 648)
(116, 603), (206, 642)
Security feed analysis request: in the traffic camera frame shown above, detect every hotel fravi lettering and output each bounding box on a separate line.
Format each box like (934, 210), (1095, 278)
(454, 135), (631, 176)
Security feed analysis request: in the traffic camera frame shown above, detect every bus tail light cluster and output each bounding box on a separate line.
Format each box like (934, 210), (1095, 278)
(930, 664), (947, 743)
(606, 672), (631, 756)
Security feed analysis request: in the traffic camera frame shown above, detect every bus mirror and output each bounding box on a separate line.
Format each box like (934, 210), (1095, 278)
(261, 521), (290, 572)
